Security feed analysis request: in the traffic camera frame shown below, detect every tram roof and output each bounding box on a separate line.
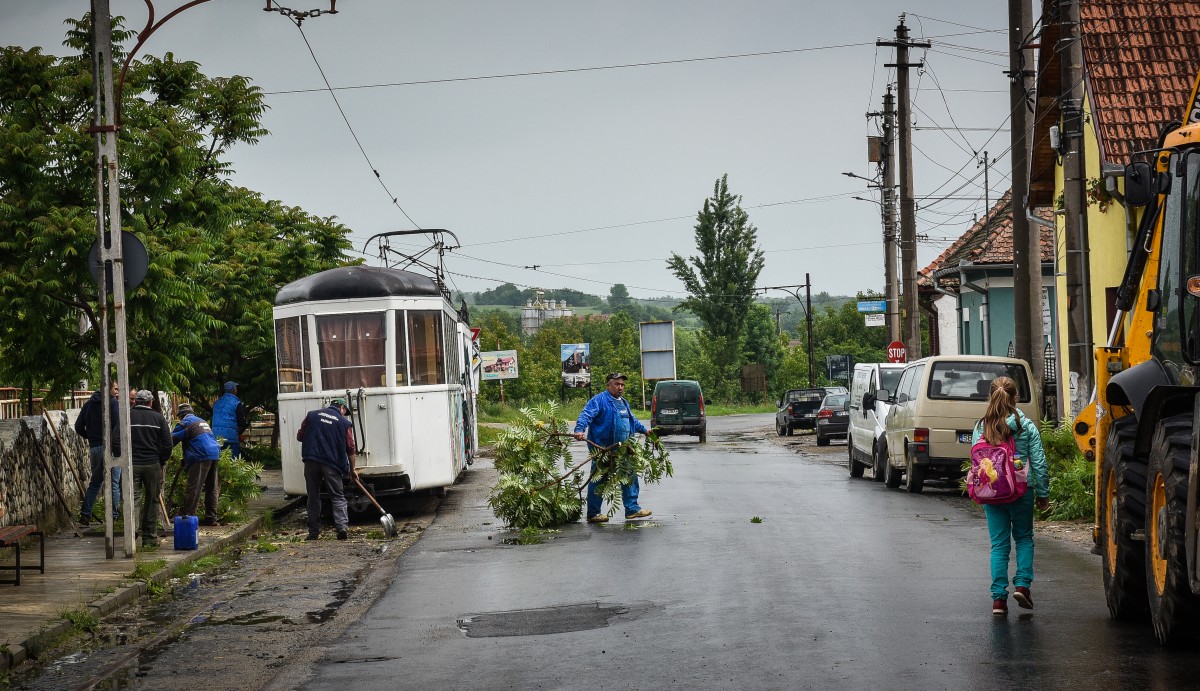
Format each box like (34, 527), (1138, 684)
(275, 265), (442, 306)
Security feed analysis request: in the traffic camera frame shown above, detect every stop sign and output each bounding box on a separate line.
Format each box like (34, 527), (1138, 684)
(886, 340), (907, 363)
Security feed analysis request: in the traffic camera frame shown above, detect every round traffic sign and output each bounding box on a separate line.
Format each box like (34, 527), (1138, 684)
(886, 340), (907, 363)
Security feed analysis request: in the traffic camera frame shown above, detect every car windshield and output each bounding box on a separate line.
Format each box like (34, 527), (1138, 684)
(927, 361), (1031, 402)
(822, 394), (849, 408)
(880, 368), (904, 393)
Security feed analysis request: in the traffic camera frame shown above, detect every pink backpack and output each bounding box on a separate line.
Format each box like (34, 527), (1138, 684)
(967, 419), (1028, 505)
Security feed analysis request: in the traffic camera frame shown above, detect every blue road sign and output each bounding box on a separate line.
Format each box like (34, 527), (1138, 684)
(856, 300), (886, 313)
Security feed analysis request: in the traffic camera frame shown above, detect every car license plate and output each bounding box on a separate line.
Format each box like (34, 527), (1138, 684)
(958, 432), (972, 443)
(804, 413), (815, 418)
(662, 409), (678, 415)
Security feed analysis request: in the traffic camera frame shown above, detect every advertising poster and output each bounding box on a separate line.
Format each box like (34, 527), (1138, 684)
(560, 343), (591, 388)
(480, 350), (519, 380)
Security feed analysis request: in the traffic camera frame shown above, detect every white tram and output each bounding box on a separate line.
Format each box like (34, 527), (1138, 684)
(272, 265), (480, 500)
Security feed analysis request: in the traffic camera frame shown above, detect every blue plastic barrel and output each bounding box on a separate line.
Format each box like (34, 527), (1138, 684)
(174, 515), (199, 550)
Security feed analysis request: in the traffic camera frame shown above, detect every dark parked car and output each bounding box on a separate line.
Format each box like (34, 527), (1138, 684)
(815, 392), (850, 446)
(776, 388), (834, 435)
(650, 380), (707, 443)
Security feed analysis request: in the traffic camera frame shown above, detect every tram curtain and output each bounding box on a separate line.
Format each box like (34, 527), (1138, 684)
(316, 312), (386, 390)
(275, 317), (312, 393)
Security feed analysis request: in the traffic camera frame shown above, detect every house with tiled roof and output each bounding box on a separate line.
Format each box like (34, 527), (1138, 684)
(1028, 0), (1200, 410)
(919, 191), (1056, 360)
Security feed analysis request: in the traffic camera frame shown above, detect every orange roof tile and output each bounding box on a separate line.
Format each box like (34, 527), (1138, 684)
(1030, 0), (1200, 205)
(919, 189), (1054, 288)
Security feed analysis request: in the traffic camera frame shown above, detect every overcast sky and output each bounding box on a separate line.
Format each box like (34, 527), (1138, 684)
(2, 1), (1019, 300)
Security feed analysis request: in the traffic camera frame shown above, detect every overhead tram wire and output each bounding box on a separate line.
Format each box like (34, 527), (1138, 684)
(287, 17), (422, 231)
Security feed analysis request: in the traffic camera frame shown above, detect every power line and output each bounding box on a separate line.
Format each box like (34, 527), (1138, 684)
(289, 20), (421, 229)
(262, 42), (876, 96)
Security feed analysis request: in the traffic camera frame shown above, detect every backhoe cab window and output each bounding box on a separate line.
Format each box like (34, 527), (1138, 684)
(1155, 153), (1188, 365)
(1182, 152), (1200, 363)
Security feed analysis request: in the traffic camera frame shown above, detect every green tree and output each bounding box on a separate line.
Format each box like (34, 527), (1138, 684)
(607, 283), (631, 309)
(743, 303), (785, 398)
(667, 175), (764, 398)
(0, 17), (351, 411)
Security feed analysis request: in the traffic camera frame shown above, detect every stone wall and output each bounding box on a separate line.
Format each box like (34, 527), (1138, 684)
(0, 412), (89, 532)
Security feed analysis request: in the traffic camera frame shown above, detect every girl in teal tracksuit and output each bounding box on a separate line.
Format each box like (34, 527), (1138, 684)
(971, 376), (1050, 616)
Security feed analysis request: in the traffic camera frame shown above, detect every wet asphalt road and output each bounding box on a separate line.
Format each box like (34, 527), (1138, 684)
(284, 414), (1200, 690)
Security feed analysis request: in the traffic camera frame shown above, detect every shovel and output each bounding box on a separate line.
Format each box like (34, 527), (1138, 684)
(352, 474), (397, 537)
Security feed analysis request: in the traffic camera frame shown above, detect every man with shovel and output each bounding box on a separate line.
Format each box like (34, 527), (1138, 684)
(296, 398), (357, 541)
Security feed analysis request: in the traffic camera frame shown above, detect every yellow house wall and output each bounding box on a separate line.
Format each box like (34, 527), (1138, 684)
(1053, 92), (1134, 412)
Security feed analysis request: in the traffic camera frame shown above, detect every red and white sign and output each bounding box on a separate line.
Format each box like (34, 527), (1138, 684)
(886, 340), (907, 363)
(469, 327), (481, 342)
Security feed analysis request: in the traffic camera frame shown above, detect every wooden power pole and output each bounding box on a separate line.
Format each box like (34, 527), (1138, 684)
(1060, 0), (1092, 416)
(880, 16), (929, 359)
(1010, 0), (1043, 395)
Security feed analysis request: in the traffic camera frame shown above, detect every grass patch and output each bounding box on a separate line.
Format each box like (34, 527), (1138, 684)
(129, 559), (167, 581)
(751, 516), (763, 524)
(706, 402), (777, 416)
(259, 509), (276, 532)
(60, 606), (100, 633)
(253, 535), (280, 553)
(478, 425), (505, 447)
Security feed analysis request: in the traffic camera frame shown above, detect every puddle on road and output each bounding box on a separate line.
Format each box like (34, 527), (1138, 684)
(457, 601), (655, 638)
(305, 578), (358, 624)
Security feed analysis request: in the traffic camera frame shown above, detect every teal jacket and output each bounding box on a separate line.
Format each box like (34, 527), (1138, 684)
(971, 411), (1050, 499)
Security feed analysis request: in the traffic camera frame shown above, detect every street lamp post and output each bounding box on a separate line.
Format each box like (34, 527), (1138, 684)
(760, 274), (815, 387)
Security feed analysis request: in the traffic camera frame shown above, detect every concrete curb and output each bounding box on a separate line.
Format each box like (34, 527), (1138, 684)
(0, 496), (305, 675)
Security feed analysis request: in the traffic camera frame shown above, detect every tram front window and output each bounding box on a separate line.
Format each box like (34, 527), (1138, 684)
(316, 312), (386, 390)
(406, 310), (446, 385)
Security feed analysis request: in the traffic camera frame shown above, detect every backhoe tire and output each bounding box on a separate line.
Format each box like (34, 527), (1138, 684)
(1100, 415), (1148, 622)
(1145, 413), (1200, 646)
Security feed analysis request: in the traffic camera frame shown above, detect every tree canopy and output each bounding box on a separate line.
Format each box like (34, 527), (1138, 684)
(666, 175), (765, 398)
(0, 16), (352, 413)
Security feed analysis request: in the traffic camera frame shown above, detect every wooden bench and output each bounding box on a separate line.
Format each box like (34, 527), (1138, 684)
(0, 525), (45, 586)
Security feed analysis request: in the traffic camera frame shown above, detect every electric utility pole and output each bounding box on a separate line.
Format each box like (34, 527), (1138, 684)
(881, 87), (900, 343)
(90, 0), (136, 559)
(1010, 0), (1043, 393)
(1060, 0), (1092, 416)
(879, 15), (929, 359)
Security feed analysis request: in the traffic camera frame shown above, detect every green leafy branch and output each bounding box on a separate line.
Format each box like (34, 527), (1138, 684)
(487, 401), (673, 529)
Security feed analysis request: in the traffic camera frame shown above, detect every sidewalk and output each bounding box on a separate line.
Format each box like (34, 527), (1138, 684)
(0, 468), (299, 673)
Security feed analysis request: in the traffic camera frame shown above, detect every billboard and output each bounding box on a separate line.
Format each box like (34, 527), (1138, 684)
(480, 350), (519, 380)
(639, 321), (677, 381)
(561, 343), (591, 388)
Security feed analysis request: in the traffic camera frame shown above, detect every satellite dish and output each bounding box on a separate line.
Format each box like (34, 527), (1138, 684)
(88, 231), (149, 293)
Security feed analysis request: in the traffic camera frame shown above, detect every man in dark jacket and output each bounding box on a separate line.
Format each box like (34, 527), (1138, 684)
(129, 390), (172, 546)
(172, 403), (222, 526)
(296, 398), (357, 541)
(74, 380), (123, 525)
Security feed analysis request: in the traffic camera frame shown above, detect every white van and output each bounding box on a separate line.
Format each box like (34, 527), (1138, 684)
(876, 355), (1039, 493)
(847, 363), (907, 480)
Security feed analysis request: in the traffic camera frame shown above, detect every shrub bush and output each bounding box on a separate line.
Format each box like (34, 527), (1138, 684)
(1040, 420), (1093, 521)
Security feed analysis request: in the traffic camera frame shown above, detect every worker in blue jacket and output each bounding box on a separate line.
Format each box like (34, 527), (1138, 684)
(212, 381), (248, 458)
(297, 398), (358, 541)
(172, 403), (223, 526)
(573, 372), (651, 523)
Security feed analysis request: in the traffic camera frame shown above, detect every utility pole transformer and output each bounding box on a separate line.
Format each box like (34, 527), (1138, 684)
(1059, 0), (1092, 416)
(90, 0), (137, 559)
(880, 16), (930, 359)
(1010, 0), (1043, 401)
